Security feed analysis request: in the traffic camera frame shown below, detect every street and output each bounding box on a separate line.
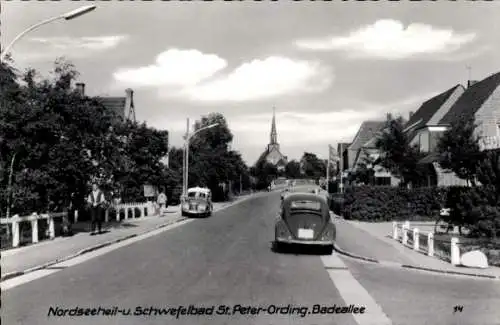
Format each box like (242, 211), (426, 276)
(3, 192), (500, 325)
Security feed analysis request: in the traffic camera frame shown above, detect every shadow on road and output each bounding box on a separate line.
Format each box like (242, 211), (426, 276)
(270, 241), (332, 256)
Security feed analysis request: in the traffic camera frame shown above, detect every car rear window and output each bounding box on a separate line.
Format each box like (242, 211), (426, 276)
(290, 200), (321, 211)
(188, 192), (196, 198)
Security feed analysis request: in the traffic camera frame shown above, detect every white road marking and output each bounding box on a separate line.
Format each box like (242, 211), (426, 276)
(321, 254), (393, 325)
(1, 195), (259, 291)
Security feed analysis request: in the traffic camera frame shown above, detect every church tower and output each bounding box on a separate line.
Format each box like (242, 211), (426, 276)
(268, 107), (280, 152)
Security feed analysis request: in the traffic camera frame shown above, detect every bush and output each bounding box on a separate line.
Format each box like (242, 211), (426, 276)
(339, 186), (447, 222)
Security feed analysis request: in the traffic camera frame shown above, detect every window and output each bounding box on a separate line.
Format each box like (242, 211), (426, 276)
(290, 200), (321, 211)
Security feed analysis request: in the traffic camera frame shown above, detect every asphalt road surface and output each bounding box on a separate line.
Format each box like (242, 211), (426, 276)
(3, 192), (500, 325)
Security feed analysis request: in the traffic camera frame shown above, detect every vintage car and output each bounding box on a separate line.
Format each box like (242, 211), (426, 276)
(181, 187), (213, 217)
(274, 192), (335, 254)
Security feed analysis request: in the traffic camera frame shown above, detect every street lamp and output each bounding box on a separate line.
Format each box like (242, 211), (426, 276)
(182, 119), (219, 197)
(1, 5), (97, 62)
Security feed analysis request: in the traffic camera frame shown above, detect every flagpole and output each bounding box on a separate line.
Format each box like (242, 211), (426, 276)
(326, 145), (330, 189)
(340, 148), (344, 194)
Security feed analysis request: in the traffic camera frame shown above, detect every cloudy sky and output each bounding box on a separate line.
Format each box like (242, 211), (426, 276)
(3, 1), (500, 165)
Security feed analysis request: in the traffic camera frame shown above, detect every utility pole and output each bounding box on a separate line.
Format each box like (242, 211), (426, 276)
(240, 174), (243, 194)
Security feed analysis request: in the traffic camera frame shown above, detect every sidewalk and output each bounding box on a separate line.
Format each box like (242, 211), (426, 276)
(1, 195), (254, 280)
(333, 217), (500, 279)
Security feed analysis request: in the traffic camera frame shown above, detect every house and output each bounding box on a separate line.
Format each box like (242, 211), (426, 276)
(404, 84), (465, 153)
(346, 120), (386, 173)
(75, 82), (136, 122)
(350, 114), (405, 186)
(418, 72), (500, 186)
(440, 72), (500, 150)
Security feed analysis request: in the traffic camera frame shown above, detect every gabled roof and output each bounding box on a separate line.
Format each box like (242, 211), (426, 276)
(439, 72), (500, 125)
(97, 97), (126, 119)
(348, 121), (385, 152)
(405, 84), (463, 131)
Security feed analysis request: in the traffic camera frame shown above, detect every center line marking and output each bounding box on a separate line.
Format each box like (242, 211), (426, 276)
(321, 253), (393, 325)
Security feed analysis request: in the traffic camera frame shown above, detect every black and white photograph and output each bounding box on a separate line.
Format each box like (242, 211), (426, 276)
(1, 1), (500, 324)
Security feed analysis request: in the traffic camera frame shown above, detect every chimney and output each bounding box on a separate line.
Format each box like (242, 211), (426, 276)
(467, 80), (478, 88)
(409, 111), (414, 119)
(75, 83), (85, 96)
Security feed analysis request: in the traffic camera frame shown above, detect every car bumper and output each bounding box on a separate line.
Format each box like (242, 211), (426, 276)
(182, 210), (209, 215)
(275, 237), (334, 246)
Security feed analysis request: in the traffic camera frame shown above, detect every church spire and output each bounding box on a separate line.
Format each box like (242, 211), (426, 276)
(270, 107), (277, 145)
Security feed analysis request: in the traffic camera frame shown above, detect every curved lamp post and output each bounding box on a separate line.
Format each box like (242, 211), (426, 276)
(1, 5), (97, 62)
(182, 120), (219, 197)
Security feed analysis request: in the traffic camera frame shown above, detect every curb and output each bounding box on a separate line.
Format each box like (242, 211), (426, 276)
(333, 243), (499, 280)
(1, 194), (255, 282)
(1, 216), (185, 282)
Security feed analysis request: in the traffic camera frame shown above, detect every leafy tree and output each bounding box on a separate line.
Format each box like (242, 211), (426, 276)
(251, 160), (278, 190)
(186, 113), (249, 200)
(300, 152), (325, 179)
(476, 149), (500, 202)
(350, 153), (376, 185)
(375, 117), (425, 187)
(436, 114), (484, 186)
(285, 160), (302, 179)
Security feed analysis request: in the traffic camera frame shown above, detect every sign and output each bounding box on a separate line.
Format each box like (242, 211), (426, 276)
(143, 184), (157, 197)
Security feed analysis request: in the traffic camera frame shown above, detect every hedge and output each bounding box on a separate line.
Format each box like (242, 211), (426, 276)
(330, 185), (500, 238)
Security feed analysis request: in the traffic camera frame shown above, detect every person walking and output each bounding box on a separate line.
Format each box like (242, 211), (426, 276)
(157, 190), (167, 216)
(87, 182), (106, 235)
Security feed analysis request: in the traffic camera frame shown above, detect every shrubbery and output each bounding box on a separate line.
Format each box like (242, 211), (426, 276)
(333, 185), (500, 238)
(336, 186), (446, 222)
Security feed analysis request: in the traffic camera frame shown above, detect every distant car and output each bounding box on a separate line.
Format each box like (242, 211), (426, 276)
(181, 187), (213, 217)
(274, 193), (335, 254)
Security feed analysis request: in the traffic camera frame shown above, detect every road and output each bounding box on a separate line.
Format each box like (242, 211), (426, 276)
(3, 192), (500, 325)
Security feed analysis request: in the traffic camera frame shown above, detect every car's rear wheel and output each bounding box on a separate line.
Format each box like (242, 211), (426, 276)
(181, 211), (187, 217)
(272, 241), (282, 253)
(323, 245), (333, 255)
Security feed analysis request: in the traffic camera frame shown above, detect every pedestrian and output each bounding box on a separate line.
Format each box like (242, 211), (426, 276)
(157, 190), (167, 215)
(87, 182), (106, 235)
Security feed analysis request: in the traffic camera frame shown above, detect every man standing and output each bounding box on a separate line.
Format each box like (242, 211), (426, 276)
(87, 183), (106, 235)
(157, 190), (167, 216)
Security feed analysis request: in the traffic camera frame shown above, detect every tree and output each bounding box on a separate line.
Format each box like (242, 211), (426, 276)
(350, 154), (376, 185)
(1, 59), (119, 216)
(300, 152), (325, 179)
(187, 113), (249, 200)
(285, 160), (302, 179)
(375, 117), (425, 187)
(476, 149), (500, 202)
(436, 114), (484, 186)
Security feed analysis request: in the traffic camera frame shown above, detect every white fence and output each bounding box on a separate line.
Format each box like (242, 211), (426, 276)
(1, 202), (157, 248)
(392, 221), (461, 265)
(0, 212), (66, 248)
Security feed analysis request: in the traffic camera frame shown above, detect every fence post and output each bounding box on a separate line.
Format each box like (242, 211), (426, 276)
(116, 208), (120, 222)
(48, 214), (55, 239)
(402, 222), (408, 245)
(413, 228), (419, 251)
(104, 208), (109, 223)
(12, 215), (20, 248)
(392, 221), (398, 240)
(451, 237), (460, 265)
(427, 233), (434, 257)
(125, 206), (129, 219)
(31, 213), (39, 243)
(74, 210), (79, 223)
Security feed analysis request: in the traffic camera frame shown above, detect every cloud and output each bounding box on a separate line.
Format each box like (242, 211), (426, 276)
(30, 35), (127, 50)
(114, 50), (332, 102)
(295, 19), (476, 60)
(19, 35), (128, 61)
(113, 49), (228, 87)
(181, 56), (332, 102)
